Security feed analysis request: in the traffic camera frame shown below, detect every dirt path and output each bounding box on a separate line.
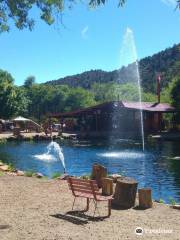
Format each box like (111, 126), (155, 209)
(0, 175), (179, 240)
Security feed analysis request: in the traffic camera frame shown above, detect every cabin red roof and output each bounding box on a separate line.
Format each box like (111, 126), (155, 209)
(122, 101), (175, 112)
(49, 101), (176, 118)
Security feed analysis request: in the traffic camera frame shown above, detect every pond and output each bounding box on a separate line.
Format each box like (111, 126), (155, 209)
(0, 139), (180, 203)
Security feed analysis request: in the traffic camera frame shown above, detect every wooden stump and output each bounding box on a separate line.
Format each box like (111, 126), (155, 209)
(102, 178), (113, 196)
(109, 174), (123, 183)
(91, 164), (107, 188)
(113, 177), (138, 208)
(138, 188), (152, 209)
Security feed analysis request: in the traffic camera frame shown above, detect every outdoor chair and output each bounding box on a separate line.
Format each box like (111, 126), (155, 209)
(67, 177), (113, 217)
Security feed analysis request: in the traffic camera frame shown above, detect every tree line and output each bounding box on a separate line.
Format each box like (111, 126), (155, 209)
(46, 43), (180, 94)
(0, 69), (179, 123)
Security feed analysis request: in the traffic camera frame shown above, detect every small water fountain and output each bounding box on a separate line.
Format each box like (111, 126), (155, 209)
(35, 141), (66, 173)
(47, 141), (66, 173)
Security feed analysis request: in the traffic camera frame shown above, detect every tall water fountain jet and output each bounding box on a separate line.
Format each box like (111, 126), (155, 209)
(118, 27), (145, 150)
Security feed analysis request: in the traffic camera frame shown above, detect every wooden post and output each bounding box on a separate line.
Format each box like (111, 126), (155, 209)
(138, 188), (152, 209)
(113, 177), (138, 208)
(102, 178), (113, 196)
(91, 164), (107, 188)
(95, 113), (98, 132)
(13, 127), (21, 137)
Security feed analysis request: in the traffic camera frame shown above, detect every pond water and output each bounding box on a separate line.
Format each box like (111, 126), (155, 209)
(0, 139), (180, 203)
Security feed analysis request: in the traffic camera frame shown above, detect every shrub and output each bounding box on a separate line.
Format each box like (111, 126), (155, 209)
(52, 172), (62, 179)
(80, 175), (90, 180)
(25, 171), (35, 177)
(159, 198), (164, 204)
(169, 197), (176, 206)
(7, 163), (16, 172)
(41, 176), (48, 180)
(0, 139), (7, 144)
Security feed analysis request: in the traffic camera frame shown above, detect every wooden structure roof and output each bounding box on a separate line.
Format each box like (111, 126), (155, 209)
(49, 101), (176, 118)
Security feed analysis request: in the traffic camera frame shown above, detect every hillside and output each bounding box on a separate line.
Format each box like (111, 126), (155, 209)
(46, 43), (180, 93)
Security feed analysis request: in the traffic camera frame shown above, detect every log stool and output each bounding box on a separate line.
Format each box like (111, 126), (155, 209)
(91, 164), (107, 188)
(138, 188), (152, 209)
(113, 177), (138, 208)
(102, 178), (113, 196)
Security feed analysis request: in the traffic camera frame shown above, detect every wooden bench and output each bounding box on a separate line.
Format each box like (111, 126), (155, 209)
(68, 177), (113, 217)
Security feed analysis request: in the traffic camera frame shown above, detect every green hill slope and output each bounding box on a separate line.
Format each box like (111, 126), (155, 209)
(46, 43), (180, 93)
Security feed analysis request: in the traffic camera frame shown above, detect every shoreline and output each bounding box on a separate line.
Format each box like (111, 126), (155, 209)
(0, 133), (180, 206)
(1, 131), (180, 142)
(0, 132), (78, 142)
(0, 164), (179, 205)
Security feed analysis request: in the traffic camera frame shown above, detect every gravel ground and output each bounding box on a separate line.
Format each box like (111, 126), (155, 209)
(0, 175), (179, 240)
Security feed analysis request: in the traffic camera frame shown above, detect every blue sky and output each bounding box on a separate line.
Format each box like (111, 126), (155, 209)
(0, 0), (180, 85)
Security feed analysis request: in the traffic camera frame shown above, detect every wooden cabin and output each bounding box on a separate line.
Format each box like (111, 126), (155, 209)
(49, 101), (176, 139)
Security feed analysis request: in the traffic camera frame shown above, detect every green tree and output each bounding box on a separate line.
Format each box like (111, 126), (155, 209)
(92, 82), (146, 103)
(91, 83), (116, 102)
(24, 76), (36, 89)
(171, 77), (180, 108)
(142, 92), (157, 102)
(171, 77), (180, 123)
(0, 69), (28, 118)
(0, 0), (127, 32)
(1, 0), (180, 33)
(25, 83), (70, 120)
(13, 86), (30, 116)
(65, 87), (96, 111)
(27, 84), (48, 120)
(114, 83), (140, 101)
(41, 85), (70, 116)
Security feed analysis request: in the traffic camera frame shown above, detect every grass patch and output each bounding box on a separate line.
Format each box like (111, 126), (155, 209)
(0, 139), (7, 144)
(80, 175), (91, 180)
(0, 161), (16, 172)
(7, 163), (16, 172)
(41, 176), (48, 180)
(0, 171), (4, 177)
(24, 171), (35, 177)
(159, 198), (164, 204)
(169, 197), (176, 206)
(52, 172), (62, 179)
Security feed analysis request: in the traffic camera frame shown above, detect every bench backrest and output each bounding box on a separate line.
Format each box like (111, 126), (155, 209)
(68, 177), (100, 200)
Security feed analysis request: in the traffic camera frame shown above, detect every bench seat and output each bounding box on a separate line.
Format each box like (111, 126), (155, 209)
(68, 177), (113, 217)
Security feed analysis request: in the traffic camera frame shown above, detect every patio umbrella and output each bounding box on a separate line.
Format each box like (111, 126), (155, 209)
(13, 116), (41, 130)
(13, 116), (29, 122)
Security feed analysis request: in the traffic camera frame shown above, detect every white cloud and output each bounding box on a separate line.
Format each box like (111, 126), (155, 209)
(161, 0), (177, 7)
(81, 25), (89, 39)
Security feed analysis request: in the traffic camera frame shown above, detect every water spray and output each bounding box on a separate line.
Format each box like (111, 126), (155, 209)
(120, 27), (145, 151)
(46, 141), (66, 173)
